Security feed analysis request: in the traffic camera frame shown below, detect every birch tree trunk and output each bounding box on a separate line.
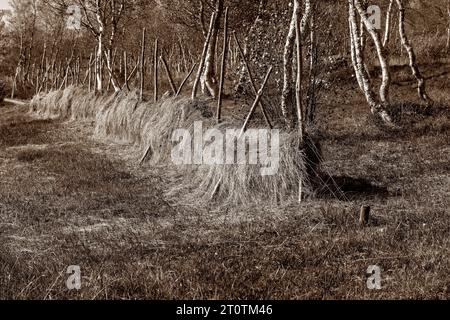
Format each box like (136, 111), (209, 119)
(295, 5), (304, 141)
(354, 0), (391, 106)
(95, 1), (105, 92)
(201, 0), (224, 98)
(96, 35), (103, 92)
(395, 0), (431, 103)
(447, 0), (450, 52)
(11, 33), (24, 99)
(349, 0), (392, 124)
(383, 0), (394, 47)
(281, 0), (311, 127)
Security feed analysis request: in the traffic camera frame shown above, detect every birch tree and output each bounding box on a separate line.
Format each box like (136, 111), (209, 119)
(281, 0), (311, 127)
(447, 0), (450, 52)
(200, 0), (224, 97)
(348, 0), (392, 123)
(395, 0), (431, 103)
(45, 0), (127, 92)
(353, 0), (391, 106)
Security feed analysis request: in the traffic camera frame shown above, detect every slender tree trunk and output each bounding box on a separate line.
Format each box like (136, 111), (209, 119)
(216, 7), (229, 123)
(383, 0), (394, 47)
(153, 39), (159, 102)
(282, 0), (301, 124)
(201, 0), (224, 98)
(295, 5), (304, 142)
(307, 6), (318, 124)
(192, 12), (217, 99)
(447, 0), (450, 52)
(395, 0), (431, 103)
(11, 33), (24, 99)
(140, 28), (146, 101)
(88, 53), (93, 92)
(281, 0), (311, 127)
(354, 0), (391, 105)
(96, 35), (103, 92)
(349, 0), (392, 124)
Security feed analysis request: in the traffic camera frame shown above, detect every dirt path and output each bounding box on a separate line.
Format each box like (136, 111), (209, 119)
(0, 100), (448, 299)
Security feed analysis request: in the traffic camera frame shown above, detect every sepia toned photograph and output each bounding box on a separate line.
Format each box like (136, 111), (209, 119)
(0, 0), (448, 303)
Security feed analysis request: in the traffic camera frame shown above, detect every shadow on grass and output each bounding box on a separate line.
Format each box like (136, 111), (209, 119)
(315, 174), (390, 201)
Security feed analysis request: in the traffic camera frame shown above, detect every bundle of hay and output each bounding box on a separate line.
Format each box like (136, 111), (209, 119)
(30, 87), (318, 206)
(167, 127), (313, 206)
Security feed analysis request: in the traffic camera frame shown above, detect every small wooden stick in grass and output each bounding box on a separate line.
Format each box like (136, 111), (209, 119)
(176, 62), (197, 96)
(239, 66), (273, 137)
(233, 32), (272, 129)
(216, 7), (229, 124)
(210, 177), (222, 200)
(139, 145), (152, 165)
(359, 205), (371, 227)
(160, 55), (178, 95)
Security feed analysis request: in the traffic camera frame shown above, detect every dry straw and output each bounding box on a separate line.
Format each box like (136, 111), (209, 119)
(30, 87), (314, 206)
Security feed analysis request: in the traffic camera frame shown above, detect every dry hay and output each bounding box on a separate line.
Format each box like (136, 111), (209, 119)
(30, 87), (316, 206)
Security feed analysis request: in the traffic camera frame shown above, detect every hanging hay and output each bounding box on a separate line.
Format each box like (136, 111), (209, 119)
(30, 87), (317, 206)
(167, 126), (313, 206)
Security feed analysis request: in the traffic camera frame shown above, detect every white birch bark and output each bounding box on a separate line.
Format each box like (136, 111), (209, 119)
(95, 0), (104, 92)
(395, 0), (431, 103)
(201, 0), (223, 98)
(281, 0), (311, 126)
(354, 0), (391, 105)
(349, 0), (392, 124)
(383, 0), (394, 47)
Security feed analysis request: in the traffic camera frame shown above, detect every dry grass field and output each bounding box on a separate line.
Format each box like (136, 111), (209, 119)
(0, 61), (449, 300)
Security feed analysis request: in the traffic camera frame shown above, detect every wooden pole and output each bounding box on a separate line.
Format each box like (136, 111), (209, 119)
(160, 55), (177, 95)
(216, 7), (229, 124)
(153, 39), (159, 102)
(233, 32), (272, 129)
(176, 63), (197, 96)
(192, 12), (217, 100)
(88, 53), (93, 92)
(123, 51), (128, 90)
(239, 66), (273, 136)
(140, 28), (146, 101)
(94, 46), (98, 92)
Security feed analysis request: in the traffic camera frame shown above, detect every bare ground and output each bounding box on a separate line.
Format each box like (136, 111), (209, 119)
(0, 63), (449, 299)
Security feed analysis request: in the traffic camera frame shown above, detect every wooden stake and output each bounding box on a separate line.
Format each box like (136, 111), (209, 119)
(88, 53), (93, 92)
(176, 63), (197, 96)
(160, 55), (177, 95)
(154, 39), (159, 102)
(233, 32), (272, 129)
(240, 66), (273, 136)
(216, 7), (229, 124)
(140, 28), (146, 101)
